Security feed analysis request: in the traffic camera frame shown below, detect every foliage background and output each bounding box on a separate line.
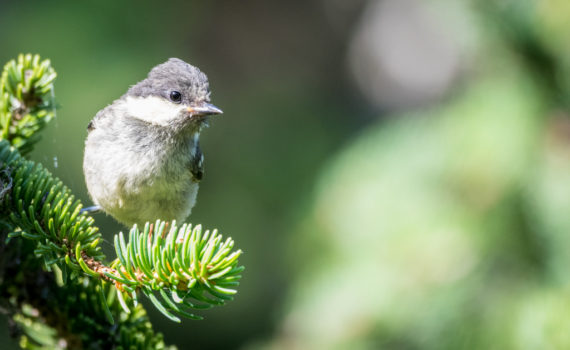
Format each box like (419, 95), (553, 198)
(1, 0), (570, 349)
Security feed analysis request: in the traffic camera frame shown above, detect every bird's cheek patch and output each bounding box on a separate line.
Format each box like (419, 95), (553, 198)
(124, 96), (184, 126)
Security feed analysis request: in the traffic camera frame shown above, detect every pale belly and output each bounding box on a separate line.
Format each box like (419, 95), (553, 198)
(84, 138), (198, 227)
(98, 177), (199, 227)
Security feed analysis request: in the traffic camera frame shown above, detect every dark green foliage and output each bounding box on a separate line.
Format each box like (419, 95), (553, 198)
(0, 235), (173, 350)
(0, 139), (104, 280)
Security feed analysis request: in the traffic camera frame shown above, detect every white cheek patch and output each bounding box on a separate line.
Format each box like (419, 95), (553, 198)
(123, 96), (185, 126)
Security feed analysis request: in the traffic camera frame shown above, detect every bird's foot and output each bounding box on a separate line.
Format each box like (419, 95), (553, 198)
(81, 205), (102, 214)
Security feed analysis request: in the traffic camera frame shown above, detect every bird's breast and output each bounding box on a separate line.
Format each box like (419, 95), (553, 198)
(84, 127), (200, 226)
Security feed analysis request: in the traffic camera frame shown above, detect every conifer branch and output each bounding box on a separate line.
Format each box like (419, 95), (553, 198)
(0, 54), (56, 155)
(107, 222), (243, 322)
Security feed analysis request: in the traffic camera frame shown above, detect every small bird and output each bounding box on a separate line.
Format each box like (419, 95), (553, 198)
(83, 58), (222, 227)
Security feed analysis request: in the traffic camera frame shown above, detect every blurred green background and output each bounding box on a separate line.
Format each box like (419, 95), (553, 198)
(2, 0), (570, 349)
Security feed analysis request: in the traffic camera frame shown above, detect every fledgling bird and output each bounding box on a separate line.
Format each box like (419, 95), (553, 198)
(83, 58), (222, 227)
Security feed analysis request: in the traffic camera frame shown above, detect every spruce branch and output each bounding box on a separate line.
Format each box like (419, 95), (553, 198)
(0, 54), (56, 155)
(106, 221), (243, 322)
(0, 140), (104, 278)
(0, 235), (174, 349)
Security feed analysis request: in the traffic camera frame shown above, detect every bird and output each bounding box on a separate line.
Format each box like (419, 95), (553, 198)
(83, 58), (222, 227)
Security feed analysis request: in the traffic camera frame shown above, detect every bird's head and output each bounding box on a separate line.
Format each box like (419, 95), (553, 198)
(123, 58), (222, 133)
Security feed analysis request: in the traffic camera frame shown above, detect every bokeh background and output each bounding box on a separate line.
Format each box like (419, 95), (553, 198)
(1, 0), (570, 349)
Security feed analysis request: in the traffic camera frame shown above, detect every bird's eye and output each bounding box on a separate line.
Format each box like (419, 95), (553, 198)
(169, 91), (182, 103)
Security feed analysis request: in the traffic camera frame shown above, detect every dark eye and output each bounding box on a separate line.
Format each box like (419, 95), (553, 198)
(169, 91), (182, 103)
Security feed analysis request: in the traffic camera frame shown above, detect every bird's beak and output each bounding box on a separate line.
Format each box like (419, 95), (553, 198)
(187, 103), (223, 116)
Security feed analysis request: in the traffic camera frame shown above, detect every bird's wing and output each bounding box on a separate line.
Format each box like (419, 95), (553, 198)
(86, 104), (115, 132)
(190, 145), (204, 182)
